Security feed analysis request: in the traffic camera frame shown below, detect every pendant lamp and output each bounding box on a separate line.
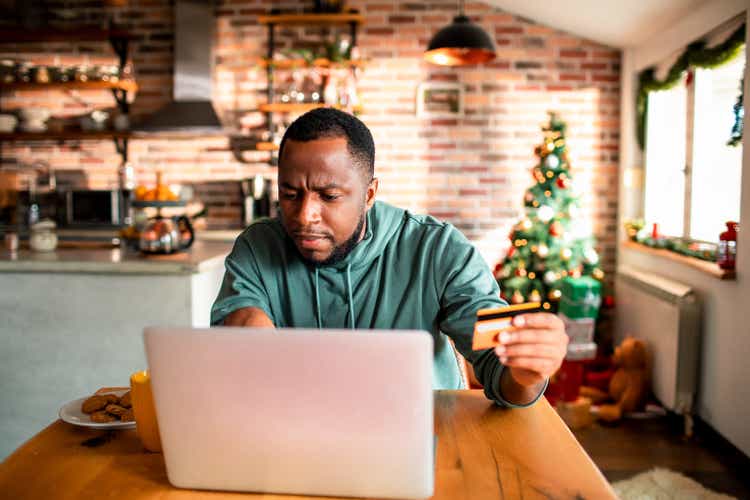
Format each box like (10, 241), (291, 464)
(424, 0), (496, 66)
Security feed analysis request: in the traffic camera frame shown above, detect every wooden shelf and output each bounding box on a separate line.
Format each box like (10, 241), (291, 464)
(254, 141), (279, 151)
(258, 13), (365, 26)
(259, 102), (326, 113)
(258, 58), (367, 69)
(621, 240), (735, 280)
(259, 103), (362, 113)
(0, 80), (138, 92)
(0, 26), (131, 43)
(0, 131), (130, 141)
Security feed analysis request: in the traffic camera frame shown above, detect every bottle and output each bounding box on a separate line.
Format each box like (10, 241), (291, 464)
(718, 221), (738, 270)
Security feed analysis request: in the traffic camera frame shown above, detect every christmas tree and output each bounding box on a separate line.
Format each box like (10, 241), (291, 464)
(494, 112), (604, 310)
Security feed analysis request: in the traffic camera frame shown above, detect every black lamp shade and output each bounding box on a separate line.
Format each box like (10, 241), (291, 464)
(424, 15), (496, 66)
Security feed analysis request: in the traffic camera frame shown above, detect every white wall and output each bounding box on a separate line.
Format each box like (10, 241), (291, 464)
(618, 0), (750, 455)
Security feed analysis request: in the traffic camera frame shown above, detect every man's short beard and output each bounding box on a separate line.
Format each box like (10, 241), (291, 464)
(307, 211), (365, 267)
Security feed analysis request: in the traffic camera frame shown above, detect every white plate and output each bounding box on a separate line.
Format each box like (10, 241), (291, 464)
(58, 389), (136, 430)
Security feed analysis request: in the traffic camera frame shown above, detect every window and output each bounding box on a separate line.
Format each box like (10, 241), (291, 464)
(644, 82), (687, 237)
(643, 45), (745, 243)
(690, 51), (745, 242)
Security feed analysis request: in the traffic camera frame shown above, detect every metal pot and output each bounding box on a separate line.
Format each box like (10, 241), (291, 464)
(139, 215), (194, 254)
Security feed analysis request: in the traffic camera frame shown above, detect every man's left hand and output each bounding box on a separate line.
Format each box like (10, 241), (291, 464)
(494, 313), (568, 387)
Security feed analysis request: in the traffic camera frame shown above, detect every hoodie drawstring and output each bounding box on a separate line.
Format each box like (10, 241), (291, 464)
(312, 264), (355, 330)
(314, 267), (322, 329)
(346, 263), (354, 330)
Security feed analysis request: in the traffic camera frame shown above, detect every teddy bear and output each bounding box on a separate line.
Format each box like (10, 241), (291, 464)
(580, 337), (650, 422)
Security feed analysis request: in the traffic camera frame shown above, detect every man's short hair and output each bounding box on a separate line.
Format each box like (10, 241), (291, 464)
(278, 108), (375, 181)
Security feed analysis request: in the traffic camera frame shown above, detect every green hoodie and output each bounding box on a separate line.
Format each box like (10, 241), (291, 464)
(211, 200), (543, 407)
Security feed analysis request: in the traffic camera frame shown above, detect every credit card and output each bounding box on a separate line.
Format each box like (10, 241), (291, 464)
(472, 302), (542, 350)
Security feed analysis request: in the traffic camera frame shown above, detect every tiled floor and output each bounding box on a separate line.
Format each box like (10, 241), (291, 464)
(573, 415), (750, 498)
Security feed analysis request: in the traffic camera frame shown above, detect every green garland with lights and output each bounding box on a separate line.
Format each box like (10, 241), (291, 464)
(637, 23), (746, 149)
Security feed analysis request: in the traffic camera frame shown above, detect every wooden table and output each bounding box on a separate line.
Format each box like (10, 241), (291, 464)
(0, 391), (616, 499)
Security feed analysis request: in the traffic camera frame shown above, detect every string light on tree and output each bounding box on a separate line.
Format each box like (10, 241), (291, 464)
(537, 244), (549, 258)
(528, 289), (542, 303)
(561, 247), (572, 261)
(511, 290), (525, 304)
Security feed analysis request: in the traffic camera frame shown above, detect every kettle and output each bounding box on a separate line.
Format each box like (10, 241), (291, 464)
(139, 215), (194, 254)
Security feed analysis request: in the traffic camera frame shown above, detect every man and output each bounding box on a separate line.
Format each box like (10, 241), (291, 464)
(211, 108), (568, 407)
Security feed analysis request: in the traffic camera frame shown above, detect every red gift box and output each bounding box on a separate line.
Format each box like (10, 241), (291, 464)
(545, 359), (585, 406)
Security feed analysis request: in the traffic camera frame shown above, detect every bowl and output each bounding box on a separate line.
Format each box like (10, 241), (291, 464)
(18, 108), (50, 123)
(0, 113), (17, 133)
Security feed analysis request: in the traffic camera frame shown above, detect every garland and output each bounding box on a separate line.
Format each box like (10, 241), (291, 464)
(637, 24), (746, 149)
(728, 77), (744, 147)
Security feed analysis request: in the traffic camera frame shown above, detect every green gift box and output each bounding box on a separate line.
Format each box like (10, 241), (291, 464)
(558, 276), (601, 319)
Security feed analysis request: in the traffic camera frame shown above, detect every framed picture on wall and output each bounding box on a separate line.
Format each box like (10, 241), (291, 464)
(416, 82), (464, 118)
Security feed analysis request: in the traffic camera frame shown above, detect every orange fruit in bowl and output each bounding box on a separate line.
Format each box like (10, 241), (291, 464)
(134, 185), (148, 200)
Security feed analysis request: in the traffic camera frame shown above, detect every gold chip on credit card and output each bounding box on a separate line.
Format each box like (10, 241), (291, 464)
(472, 302), (542, 350)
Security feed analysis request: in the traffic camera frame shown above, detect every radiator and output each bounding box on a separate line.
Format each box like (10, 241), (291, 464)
(615, 266), (701, 416)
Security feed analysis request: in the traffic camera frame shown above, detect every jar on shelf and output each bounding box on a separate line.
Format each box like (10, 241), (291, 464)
(29, 219), (58, 252)
(718, 221), (738, 270)
(0, 59), (16, 83)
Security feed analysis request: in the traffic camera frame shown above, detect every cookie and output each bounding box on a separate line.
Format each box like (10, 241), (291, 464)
(81, 395), (109, 414)
(105, 404), (128, 417)
(118, 391), (132, 408)
(91, 411), (116, 423)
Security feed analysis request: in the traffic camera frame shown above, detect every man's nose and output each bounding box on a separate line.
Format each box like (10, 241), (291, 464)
(297, 194), (322, 226)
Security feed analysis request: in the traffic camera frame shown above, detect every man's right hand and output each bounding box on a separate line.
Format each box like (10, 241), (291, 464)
(223, 307), (275, 327)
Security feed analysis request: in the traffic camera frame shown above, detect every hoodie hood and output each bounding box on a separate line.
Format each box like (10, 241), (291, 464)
(306, 201), (405, 329)
(311, 200), (405, 271)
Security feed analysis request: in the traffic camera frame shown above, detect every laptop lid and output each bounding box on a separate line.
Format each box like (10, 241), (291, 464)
(144, 327), (434, 499)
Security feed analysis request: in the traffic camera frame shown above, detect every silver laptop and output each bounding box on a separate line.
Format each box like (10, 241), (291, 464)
(144, 327), (435, 499)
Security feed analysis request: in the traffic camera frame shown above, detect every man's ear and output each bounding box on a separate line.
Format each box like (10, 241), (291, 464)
(365, 177), (379, 210)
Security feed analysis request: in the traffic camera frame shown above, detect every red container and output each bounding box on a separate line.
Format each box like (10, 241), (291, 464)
(718, 221), (738, 270)
(545, 359), (585, 406)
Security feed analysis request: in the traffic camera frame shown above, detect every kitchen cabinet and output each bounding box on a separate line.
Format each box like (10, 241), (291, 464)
(0, 25), (137, 164)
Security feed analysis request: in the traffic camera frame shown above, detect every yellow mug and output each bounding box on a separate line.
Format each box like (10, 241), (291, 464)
(130, 370), (162, 453)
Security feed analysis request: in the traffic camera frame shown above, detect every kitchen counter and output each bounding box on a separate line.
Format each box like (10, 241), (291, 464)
(0, 240), (233, 274)
(0, 238), (235, 460)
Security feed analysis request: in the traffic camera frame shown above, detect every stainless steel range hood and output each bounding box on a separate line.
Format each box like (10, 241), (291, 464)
(136, 0), (222, 132)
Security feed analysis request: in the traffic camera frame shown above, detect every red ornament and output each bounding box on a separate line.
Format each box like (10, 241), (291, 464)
(604, 295), (615, 308)
(556, 176), (569, 189)
(549, 221), (563, 237)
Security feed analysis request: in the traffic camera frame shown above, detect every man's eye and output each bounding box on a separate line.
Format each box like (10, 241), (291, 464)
(321, 194), (340, 201)
(281, 192), (298, 200)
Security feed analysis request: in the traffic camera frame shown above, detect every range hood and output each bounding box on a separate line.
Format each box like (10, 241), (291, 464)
(136, 0), (222, 132)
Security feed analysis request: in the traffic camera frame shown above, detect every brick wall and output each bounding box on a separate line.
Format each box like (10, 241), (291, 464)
(0, 0), (620, 285)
